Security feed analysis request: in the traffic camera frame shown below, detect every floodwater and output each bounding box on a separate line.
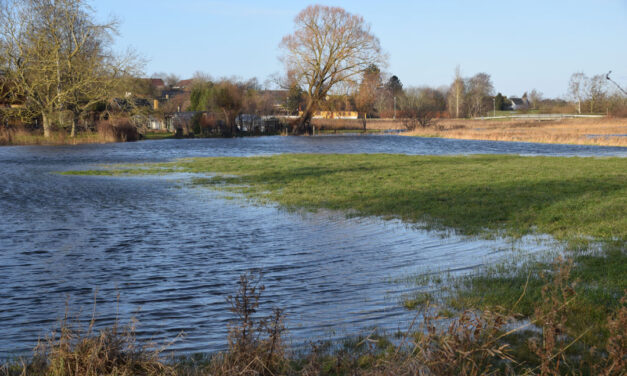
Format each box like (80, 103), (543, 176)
(1, 135), (625, 357)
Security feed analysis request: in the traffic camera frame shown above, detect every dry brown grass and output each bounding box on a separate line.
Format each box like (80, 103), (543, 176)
(96, 119), (140, 143)
(0, 118), (140, 146)
(406, 117), (627, 147)
(0, 127), (112, 146)
(311, 118), (405, 131)
(1, 302), (176, 376)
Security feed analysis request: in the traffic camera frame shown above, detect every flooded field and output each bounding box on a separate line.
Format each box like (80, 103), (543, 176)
(1, 135), (624, 357)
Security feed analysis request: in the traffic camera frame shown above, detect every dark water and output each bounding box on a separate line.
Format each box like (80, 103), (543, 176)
(1, 135), (625, 357)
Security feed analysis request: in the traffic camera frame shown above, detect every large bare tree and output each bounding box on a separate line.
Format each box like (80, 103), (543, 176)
(280, 5), (386, 134)
(0, 0), (139, 137)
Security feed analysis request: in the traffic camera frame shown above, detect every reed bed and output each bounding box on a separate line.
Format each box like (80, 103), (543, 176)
(311, 118), (405, 131)
(0, 118), (140, 146)
(0, 127), (110, 146)
(406, 117), (627, 147)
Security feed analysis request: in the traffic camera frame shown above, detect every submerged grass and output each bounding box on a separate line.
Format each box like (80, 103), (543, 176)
(64, 153), (627, 240)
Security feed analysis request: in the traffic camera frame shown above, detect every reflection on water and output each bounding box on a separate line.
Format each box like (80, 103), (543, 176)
(0, 136), (623, 357)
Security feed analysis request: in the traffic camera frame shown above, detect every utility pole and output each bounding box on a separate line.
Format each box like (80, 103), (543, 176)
(606, 71), (627, 96)
(493, 97), (496, 117)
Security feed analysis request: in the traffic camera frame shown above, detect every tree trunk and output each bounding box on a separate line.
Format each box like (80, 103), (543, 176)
(42, 113), (52, 138)
(298, 100), (314, 135)
(362, 113), (367, 132)
(222, 109), (231, 137)
(70, 115), (77, 137)
(456, 90), (459, 118)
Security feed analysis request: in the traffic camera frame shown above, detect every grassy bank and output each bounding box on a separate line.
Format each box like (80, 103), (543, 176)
(144, 131), (176, 140)
(58, 153), (626, 373)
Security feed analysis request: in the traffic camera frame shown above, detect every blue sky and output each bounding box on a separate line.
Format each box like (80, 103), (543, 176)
(92, 0), (627, 98)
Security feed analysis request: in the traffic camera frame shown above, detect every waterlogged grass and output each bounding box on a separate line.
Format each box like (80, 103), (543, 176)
(143, 131), (176, 140)
(65, 153), (626, 240)
(63, 153), (626, 351)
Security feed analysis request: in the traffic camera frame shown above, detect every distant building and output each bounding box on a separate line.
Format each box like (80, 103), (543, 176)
(174, 79), (194, 92)
(148, 116), (167, 130)
(508, 97), (529, 110)
(149, 78), (166, 91)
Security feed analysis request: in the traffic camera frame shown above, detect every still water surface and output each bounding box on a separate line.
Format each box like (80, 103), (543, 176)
(1, 135), (625, 357)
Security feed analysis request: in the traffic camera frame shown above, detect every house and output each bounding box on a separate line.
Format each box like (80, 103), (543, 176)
(174, 79), (194, 92)
(150, 78), (166, 91)
(508, 97), (529, 111)
(148, 116), (166, 130)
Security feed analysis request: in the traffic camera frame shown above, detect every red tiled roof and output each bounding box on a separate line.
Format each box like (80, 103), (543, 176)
(150, 78), (165, 88)
(176, 79), (194, 88)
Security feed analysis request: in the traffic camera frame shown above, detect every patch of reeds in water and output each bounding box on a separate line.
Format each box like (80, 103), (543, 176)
(96, 119), (140, 143)
(0, 118), (139, 146)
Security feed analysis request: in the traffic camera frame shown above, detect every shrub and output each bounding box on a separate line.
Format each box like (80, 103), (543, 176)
(205, 272), (287, 376)
(97, 118), (139, 142)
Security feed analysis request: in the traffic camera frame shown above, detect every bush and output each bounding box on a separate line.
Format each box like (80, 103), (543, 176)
(97, 118), (139, 142)
(204, 272), (287, 376)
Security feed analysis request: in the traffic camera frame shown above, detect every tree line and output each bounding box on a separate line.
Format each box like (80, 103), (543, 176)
(1, 2), (625, 140)
(0, 0), (140, 138)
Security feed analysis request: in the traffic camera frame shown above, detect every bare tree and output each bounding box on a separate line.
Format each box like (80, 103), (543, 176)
(354, 64), (381, 131)
(401, 87), (446, 130)
(585, 74), (606, 113)
(0, 0), (139, 137)
(213, 80), (242, 136)
(529, 89), (543, 110)
(568, 72), (586, 114)
(448, 65), (464, 118)
(466, 73), (493, 117)
(280, 5), (386, 134)
(164, 73), (180, 89)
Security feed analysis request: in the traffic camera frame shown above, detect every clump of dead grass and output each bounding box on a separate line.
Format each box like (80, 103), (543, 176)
(1, 300), (176, 376)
